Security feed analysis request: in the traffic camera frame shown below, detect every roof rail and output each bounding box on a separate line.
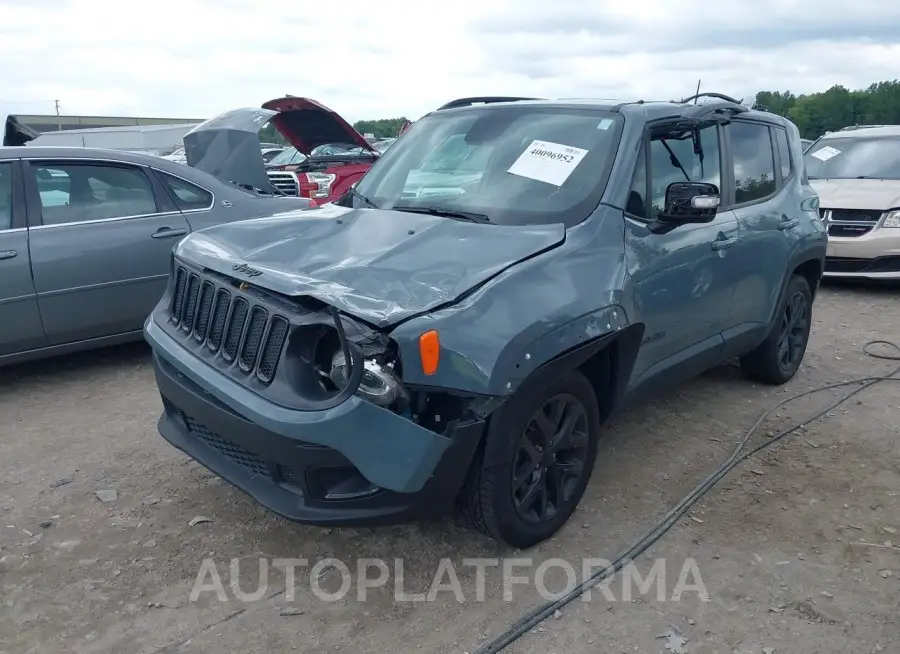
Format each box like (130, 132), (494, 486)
(677, 92), (743, 105)
(838, 124), (891, 131)
(678, 100), (749, 123)
(436, 96), (542, 110)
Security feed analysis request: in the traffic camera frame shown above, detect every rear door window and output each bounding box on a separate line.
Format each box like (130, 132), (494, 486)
(33, 163), (158, 225)
(728, 122), (777, 204)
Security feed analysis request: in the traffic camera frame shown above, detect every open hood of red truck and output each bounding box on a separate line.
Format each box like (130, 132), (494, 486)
(262, 96), (376, 155)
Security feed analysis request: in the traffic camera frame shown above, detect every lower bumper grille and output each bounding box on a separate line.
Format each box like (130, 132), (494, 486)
(825, 256), (900, 274)
(180, 412), (308, 496)
(183, 413), (269, 476)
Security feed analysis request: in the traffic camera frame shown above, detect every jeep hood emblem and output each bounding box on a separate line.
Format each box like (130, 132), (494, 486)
(233, 262), (263, 277)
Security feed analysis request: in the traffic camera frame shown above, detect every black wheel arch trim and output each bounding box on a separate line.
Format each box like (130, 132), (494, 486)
(768, 246), (824, 328)
(487, 305), (632, 396)
(479, 323), (643, 469)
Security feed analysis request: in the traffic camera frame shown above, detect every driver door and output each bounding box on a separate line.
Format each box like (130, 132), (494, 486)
(624, 121), (740, 389)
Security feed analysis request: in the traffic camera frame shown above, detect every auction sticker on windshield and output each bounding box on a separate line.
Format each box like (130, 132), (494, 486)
(810, 145), (841, 162)
(507, 140), (588, 186)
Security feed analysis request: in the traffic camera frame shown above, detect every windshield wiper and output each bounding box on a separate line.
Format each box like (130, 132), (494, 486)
(347, 186), (379, 209)
(660, 139), (691, 181)
(391, 205), (491, 224)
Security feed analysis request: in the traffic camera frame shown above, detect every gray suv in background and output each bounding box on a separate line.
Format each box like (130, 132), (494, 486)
(805, 125), (900, 280)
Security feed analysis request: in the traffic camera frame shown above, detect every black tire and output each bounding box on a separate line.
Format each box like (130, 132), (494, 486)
(740, 274), (813, 385)
(458, 369), (601, 549)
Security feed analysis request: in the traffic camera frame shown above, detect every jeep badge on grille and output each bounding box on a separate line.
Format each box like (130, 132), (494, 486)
(232, 263), (262, 277)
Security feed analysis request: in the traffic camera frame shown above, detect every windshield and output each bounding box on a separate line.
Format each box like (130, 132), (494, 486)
(310, 143), (371, 157)
(375, 138), (396, 151)
(352, 105), (623, 226)
(804, 136), (900, 180)
(267, 146), (306, 166)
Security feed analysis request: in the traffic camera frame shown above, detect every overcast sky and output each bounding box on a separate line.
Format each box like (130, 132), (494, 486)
(2, 0), (899, 123)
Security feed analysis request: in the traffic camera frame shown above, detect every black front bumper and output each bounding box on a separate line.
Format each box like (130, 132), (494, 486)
(153, 353), (485, 526)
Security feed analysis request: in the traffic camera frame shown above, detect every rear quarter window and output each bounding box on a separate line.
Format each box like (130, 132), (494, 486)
(158, 172), (213, 210)
(774, 127), (792, 180)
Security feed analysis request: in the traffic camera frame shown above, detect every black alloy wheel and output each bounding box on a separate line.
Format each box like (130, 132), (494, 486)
(457, 369), (602, 549)
(739, 274), (813, 385)
(777, 291), (809, 371)
(511, 394), (590, 524)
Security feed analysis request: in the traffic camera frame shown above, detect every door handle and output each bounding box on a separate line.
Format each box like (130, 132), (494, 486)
(151, 227), (188, 239)
(711, 235), (737, 251)
(778, 216), (799, 230)
(0, 249), (17, 260)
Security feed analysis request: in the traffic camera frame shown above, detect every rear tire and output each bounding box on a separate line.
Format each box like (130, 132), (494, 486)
(458, 369), (601, 549)
(740, 274), (813, 385)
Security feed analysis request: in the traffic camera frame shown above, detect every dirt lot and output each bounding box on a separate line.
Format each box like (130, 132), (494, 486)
(1, 282), (898, 654)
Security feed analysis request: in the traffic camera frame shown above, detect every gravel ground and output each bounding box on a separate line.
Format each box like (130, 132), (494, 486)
(1, 282), (898, 654)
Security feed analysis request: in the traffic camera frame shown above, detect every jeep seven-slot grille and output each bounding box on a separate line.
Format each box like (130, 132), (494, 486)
(221, 298), (249, 362)
(168, 265), (290, 383)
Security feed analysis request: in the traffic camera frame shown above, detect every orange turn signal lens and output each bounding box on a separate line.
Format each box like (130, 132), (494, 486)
(419, 330), (440, 376)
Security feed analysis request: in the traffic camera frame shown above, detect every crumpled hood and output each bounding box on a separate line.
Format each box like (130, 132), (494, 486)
(174, 203), (565, 326)
(811, 178), (900, 211)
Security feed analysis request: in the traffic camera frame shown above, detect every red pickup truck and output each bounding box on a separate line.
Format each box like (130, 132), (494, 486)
(183, 96), (379, 205)
(261, 97), (379, 204)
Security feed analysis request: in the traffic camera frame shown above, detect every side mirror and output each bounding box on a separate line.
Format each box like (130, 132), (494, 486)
(658, 181), (720, 224)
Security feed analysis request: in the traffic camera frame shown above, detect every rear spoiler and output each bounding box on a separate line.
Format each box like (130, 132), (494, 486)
(436, 96), (542, 111)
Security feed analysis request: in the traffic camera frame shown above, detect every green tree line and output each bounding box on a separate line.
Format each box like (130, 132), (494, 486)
(755, 80), (900, 140)
(352, 117), (410, 139)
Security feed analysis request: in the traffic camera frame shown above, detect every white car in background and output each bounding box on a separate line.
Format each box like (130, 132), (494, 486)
(160, 145), (284, 165)
(160, 147), (187, 164)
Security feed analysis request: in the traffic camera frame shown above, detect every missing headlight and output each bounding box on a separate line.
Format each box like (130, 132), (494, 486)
(329, 351), (408, 406)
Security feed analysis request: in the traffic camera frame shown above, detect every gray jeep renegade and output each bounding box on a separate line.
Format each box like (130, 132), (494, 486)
(144, 93), (827, 548)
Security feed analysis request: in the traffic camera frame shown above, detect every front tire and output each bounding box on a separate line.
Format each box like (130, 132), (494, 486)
(740, 274), (813, 385)
(459, 369), (601, 548)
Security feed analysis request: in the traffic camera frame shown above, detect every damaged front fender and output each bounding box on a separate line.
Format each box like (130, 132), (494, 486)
(388, 213), (633, 397)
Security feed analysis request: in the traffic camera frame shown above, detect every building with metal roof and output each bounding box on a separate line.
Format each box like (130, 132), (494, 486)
(15, 113), (205, 133)
(27, 122), (202, 155)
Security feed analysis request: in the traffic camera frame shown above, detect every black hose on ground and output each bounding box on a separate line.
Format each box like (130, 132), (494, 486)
(473, 339), (900, 654)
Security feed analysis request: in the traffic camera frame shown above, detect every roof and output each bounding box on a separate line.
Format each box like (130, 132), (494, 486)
(0, 145), (193, 169)
(428, 96), (790, 126)
(823, 125), (900, 139)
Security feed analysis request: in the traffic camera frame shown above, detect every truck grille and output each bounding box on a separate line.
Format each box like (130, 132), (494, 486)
(267, 171), (300, 196)
(822, 208), (881, 238)
(169, 266), (290, 384)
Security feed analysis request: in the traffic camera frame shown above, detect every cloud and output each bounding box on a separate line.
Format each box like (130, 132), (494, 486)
(0, 0), (898, 123)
